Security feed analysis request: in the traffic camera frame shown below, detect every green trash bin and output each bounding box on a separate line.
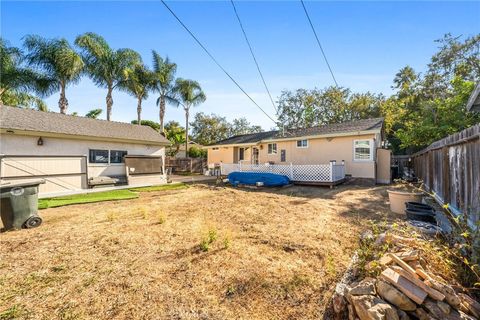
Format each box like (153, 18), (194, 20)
(0, 179), (45, 231)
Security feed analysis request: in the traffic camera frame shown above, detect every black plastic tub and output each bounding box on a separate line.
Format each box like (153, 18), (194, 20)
(405, 208), (436, 224)
(405, 202), (434, 212)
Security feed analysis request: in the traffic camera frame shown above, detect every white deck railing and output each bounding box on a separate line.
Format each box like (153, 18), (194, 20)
(220, 161), (345, 183)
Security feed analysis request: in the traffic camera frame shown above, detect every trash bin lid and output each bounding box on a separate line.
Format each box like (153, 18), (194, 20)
(0, 179), (46, 191)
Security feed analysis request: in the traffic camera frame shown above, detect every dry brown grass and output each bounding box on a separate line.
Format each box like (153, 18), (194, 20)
(0, 184), (398, 319)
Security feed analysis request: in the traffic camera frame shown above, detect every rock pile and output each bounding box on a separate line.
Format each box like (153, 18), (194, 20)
(333, 233), (480, 320)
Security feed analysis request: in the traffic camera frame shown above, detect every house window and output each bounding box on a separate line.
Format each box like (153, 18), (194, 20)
(354, 140), (373, 161)
(296, 139), (308, 148)
(110, 150), (127, 164)
(267, 143), (277, 155)
(89, 149), (108, 164)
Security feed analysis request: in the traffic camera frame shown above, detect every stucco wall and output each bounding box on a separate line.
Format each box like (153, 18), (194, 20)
(207, 133), (380, 178)
(0, 133), (165, 178)
(207, 146), (236, 165)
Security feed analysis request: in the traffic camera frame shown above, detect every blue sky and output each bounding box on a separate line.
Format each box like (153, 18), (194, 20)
(2, 1), (479, 129)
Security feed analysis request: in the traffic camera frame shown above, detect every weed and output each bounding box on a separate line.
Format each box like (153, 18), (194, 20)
(223, 236), (231, 249)
(157, 212), (166, 224)
(226, 284), (236, 296)
(199, 227), (218, 252)
(0, 305), (25, 320)
(200, 239), (210, 252)
(208, 228), (218, 243)
(325, 255), (336, 277)
(50, 265), (66, 272)
(106, 211), (116, 222)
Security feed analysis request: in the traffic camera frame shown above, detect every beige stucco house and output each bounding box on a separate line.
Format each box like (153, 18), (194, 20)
(0, 105), (170, 195)
(207, 118), (391, 182)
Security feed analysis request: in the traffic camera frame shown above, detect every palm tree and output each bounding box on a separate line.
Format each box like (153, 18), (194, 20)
(174, 79), (206, 155)
(164, 121), (186, 156)
(23, 35), (84, 114)
(85, 108), (102, 118)
(151, 51), (179, 133)
(120, 63), (153, 124)
(0, 38), (47, 109)
(75, 32), (141, 121)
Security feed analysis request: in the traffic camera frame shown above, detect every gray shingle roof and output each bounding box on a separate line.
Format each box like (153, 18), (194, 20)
(0, 105), (170, 145)
(210, 118), (383, 146)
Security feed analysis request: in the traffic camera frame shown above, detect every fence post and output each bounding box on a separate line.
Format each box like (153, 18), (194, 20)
(239, 161), (242, 172)
(341, 160), (345, 178)
(290, 163), (293, 180)
(330, 160), (335, 182)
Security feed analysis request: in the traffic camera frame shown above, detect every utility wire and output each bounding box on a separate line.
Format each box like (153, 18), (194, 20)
(230, 0), (277, 113)
(160, 0), (278, 125)
(300, 0), (338, 87)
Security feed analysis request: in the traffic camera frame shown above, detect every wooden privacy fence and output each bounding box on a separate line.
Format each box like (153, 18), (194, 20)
(165, 157), (206, 174)
(220, 161), (345, 185)
(412, 124), (480, 226)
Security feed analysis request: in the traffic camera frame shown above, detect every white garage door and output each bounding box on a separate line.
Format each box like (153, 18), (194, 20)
(0, 156), (87, 195)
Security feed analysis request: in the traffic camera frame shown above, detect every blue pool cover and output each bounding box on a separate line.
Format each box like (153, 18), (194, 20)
(227, 172), (290, 187)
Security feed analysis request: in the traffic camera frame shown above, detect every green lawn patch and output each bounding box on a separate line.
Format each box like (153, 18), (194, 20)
(38, 189), (139, 210)
(129, 183), (188, 192)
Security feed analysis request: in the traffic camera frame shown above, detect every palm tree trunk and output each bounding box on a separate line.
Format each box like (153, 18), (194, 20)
(159, 96), (166, 133)
(137, 97), (142, 125)
(106, 85), (113, 121)
(185, 106), (189, 158)
(58, 83), (68, 114)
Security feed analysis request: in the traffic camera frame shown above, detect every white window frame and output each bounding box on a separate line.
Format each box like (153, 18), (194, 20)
(296, 139), (308, 148)
(267, 143), (277, 155)
(88, 149), (127, 166)
(353, 139), (374, 161)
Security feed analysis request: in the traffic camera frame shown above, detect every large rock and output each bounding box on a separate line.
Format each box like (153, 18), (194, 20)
(426, 279), (461, 309)
(350, 295), (399, 320)
(423, 299), (471, 320)
(396, 309), (410, 320)
(349, 278), (377, 296)
(376, 280), (417, 311)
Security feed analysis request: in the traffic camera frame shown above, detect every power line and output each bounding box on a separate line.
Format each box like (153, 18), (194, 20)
(230, 0), (277, 113)
(300, 0), (339, 87)
(160, 0), (278, 125)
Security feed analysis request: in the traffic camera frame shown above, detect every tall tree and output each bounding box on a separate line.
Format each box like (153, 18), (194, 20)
(190, 112), (230, 146)
(151, 51), (179, 133)
(85, 108), (102, 119)
(23, 35), (84, 114)
(0, 38), (49, 110)
(121, 63), (153, 124)
(131, 119), (161, 131)
(75, 32), (141, 121)
(164, 121), (186, 156)
(174, 79), (206, 155)
(229, 117), (263, 136)
(276, 87), (383, 129)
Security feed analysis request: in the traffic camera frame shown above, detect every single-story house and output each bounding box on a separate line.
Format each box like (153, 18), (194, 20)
(206, 118), (391, 183)
(0, 105), (170, 195)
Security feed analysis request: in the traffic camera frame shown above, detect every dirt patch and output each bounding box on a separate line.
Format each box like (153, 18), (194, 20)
(0, 184), (398, 319)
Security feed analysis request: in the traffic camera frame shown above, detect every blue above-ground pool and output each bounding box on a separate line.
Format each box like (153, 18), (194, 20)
(227, 172), (290, 187)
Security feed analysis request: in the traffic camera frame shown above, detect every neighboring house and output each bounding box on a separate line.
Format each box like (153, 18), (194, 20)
(0, 105), (170, 195)
(466, 82), (480, 112)
(206, 118), (391, 182)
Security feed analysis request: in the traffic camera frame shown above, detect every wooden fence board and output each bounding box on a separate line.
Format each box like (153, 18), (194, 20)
(412, 123), (480, 227)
